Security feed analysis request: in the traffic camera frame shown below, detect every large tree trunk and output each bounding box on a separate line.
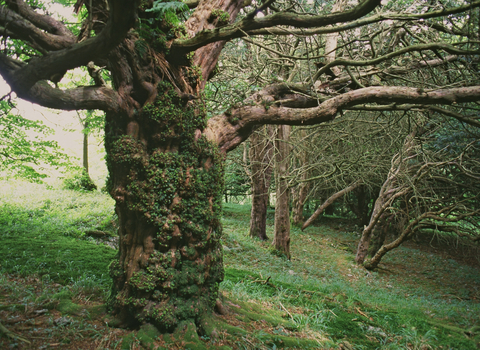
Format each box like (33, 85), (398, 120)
(100, 0), (244, 332)
(249, 126), (275, 240)
(105, 83), (225, 331)
(273, 125), (291, 258)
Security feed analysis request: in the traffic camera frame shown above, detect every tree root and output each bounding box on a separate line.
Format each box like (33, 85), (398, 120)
(0, 321), (31, 344)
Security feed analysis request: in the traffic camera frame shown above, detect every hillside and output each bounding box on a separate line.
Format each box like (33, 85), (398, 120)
(0, 181), (479, 349)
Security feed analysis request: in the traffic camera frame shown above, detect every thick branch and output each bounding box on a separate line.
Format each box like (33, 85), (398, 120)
(246, 1), (480, 37)
(206, 85), (480, 153)
(1, 0), (138, 95)
(0, 5), (75, 51)
(171, 0), (381, 53)
(23, 82), (122, 112)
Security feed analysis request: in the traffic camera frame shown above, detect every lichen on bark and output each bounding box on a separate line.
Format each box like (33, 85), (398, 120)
(105, 82), (224, 331)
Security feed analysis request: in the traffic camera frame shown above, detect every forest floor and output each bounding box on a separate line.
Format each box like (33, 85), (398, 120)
(0, 181), (479, 349)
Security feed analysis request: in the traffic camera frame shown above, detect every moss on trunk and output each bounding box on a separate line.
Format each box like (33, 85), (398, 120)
(105, 82), (225, 331)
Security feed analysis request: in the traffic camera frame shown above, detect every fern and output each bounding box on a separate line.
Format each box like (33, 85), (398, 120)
(146, 1), (188, 15)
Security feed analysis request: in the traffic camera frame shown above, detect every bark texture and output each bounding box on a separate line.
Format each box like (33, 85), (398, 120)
(273, 125), (291, 258)
(106, 84), (225, 331)
(249, 126), (275, 240)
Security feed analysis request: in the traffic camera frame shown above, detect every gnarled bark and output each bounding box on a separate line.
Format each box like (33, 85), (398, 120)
(273, 125), (291, 259)
(249, 126), (275, 240)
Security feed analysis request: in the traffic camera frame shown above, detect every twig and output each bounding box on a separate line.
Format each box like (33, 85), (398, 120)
(279, 301), (294, 321)
(355, 307), (369, 319)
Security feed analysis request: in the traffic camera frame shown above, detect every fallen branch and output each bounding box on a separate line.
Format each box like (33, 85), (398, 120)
(0, 321), (31, 344)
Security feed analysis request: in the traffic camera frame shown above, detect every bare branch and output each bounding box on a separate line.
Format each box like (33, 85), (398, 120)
(0, 0), (139, 94)
(206, 85), (480, 153)
(172, 0), (381, 54)
(0, 6), (75, 51)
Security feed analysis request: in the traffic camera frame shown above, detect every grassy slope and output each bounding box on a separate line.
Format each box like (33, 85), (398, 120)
(0, 181), (479, 349)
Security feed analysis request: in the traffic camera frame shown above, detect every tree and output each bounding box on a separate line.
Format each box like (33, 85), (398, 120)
(355, 119), (480, 268)
(1, 0), (480, 334)
(249, 125), (275, 240)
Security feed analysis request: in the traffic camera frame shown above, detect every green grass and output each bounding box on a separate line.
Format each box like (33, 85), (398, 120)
(0, 181), (116, 289)
(0, 183), (479, 349)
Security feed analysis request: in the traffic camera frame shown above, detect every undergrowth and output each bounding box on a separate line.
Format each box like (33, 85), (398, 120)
(0, 181), (479, 349)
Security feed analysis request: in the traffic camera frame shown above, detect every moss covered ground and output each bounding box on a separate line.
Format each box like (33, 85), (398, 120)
(0, 181), (479, 349)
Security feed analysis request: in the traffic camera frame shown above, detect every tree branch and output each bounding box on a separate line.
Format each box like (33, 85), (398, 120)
(1, 0), (139, 95)
(22, 81), (122, 112)
(312, 43), (480, 81)
(0, 5), (75, 51)
(171, 0), (381, 54)
(302, 180), (362, 230)
(205, 85), (480, 153)
(245, 1), (480, 37)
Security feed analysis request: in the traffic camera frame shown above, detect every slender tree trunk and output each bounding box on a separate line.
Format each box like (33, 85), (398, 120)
(291, 179), (309, 226)
(249, 126), (275, 240)
(273, 125), (291, 258)
(355, 130), (418, 264)
(83, 123), (89, 175)
(366, 212), (391, 257)
(80, 120), (97, 191)
(291, 130), (310, 227)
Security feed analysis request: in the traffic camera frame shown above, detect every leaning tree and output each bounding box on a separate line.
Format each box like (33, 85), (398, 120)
(1, 0), (480, 334)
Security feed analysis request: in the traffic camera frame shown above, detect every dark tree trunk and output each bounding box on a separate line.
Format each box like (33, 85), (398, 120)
(348, 185), (375, 227)
(249, 126), (275, 240)
(81, 120), (97, 191)
(106, 83), (225, 331)
(273, 125), (291, 258)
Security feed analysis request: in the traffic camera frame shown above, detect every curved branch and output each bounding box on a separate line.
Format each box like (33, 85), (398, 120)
(246, 1), (480, 37)
(313, 43), (480, 81)
(172, 0), (381, 54)
(2, 0), (139, 94)
(24, 81), (122, 112)
(206, 85), (480, 153)
(5, 0), (74, 36)
(0, 5), (75, 51)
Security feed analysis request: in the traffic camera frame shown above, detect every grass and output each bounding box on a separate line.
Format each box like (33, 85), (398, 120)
(0, 181), (479, 349)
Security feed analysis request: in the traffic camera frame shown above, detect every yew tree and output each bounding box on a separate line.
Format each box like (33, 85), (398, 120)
(1, 0), (480, 333)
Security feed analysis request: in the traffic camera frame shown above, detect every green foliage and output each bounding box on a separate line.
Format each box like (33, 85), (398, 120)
(146, 0), (188, 17)
(63, 169), (98, 191)
(0, 100), (73, 182)
(105, 82), (224, 330)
